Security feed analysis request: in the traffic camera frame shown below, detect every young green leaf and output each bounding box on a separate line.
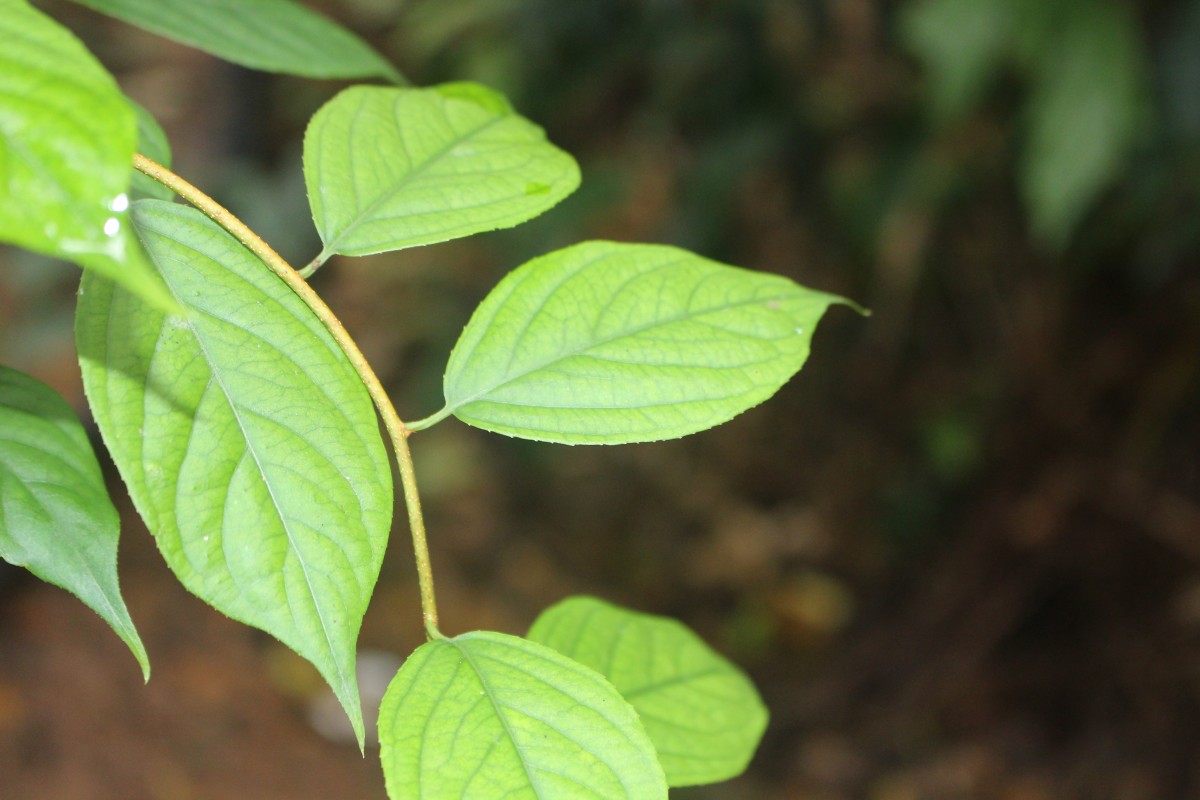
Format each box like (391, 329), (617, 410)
(378, 630), (667, 799)
(67, 0), (402, 83)
(129, 100), (174, 201)
(0, 0), (172, 309)
(0, 366), (149, 679)
(432, 240), (858, 444)
(529, 596), (768, 787)
(75, 200), (392, 747)
(303, 83), (580, 263)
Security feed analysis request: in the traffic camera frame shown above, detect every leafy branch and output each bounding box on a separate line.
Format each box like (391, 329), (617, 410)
(0, 0), (865, 794)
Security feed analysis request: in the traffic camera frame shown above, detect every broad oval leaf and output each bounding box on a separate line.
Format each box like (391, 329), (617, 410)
(0, 0), (172, 308)
(67, 0), (402, 82)
(378, 630), (667, 799)
(437, 240), (857, 444)
(75, 200), (392, 745)
(303, 83), (580, 262)
(129, 100), (173, 201)
(0, 366), (148, 679)
(529, 596), (768, 787)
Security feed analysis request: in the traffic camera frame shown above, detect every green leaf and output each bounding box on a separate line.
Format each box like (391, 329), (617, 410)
(529, 597), (768, 787)
(0, 0), (173, 309)
(67, 0), (402, 82)
(0, 366), (149, 679)
(1020, 1), (1146, 246)
(129, 100), (173, 201)
(433, 240), (856, 444)
(378, 630), (667, 799)
(901, 0), (1012, 123)
(75, 200), (392, 746)
(303, 83), (580, 262)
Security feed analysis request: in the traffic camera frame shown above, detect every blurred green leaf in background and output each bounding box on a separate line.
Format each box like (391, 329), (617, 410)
(903, 0), (1150, 248)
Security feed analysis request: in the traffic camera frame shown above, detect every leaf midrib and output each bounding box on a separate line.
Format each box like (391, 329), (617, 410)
(452, 639), (545, 797)
(141, 226), (353, 702)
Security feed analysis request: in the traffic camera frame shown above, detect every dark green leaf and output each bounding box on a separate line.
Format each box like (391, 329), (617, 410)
(68, 0), (402, 82)
(1020, 1), (1146, 246)
(0, 365), (148, 678)
(901, 0), (1012, 123)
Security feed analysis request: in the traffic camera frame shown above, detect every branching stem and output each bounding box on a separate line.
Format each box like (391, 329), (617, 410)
(132, 153), (442, 638)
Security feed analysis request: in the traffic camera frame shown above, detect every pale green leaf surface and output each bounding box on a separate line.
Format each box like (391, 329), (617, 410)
(0, 0), (172, 308)
(130, 100), (173, 201)
(378, 630), (667, 799)
(437, 241), (855, 444)
(1021, 1), (1145, 246)
(303, 83), (579, 260)
(75, 200), (392, 745)
(67, 0), (402, 82)
(529, 596), (767, 787)
(0, 366), (148, 679)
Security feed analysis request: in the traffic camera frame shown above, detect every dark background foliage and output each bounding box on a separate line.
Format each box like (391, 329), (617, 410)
(2, 0), (1198, 797)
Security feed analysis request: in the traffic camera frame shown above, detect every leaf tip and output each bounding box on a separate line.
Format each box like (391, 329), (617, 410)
(847, 299), (872, 317)
(121, 626), (151, 683)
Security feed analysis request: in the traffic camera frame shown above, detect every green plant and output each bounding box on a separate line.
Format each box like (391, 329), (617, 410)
(0, 0), (862, 795)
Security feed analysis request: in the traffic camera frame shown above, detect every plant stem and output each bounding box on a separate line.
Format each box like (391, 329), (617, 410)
(132, 153), (442, 637)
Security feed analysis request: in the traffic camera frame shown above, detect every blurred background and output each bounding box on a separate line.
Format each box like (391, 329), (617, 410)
(2, 0), (1199, 797)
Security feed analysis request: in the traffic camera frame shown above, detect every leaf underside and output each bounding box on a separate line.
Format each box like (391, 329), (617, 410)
(378, 631), (668, 799)
(529, 596), (768, 786)
(304, 83), (580, 260)
(441, 240), (854, 444)
(75, 200), (392, 745)
(0, 365), (148, 679)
